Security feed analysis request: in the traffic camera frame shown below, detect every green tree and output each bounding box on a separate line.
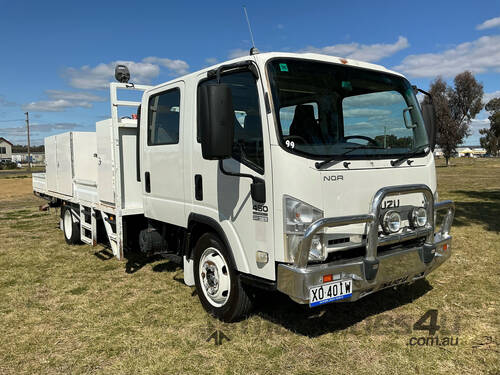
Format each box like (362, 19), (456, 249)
(424, 72), (483, 166)
(479, 98), (500, 156)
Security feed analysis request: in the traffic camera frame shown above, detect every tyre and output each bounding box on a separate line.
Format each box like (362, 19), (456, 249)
(193, 233), (252, 322)
(62, 206), (81, 245)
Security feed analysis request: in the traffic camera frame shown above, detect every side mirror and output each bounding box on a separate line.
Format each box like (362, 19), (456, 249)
(198, 84), (234, 160)
(250, 178), (266, 203)
(421, 102), (436, 151)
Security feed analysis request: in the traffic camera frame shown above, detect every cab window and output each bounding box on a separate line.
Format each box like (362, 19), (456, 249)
(198, 70), (264, 173)
(148, 88), (181, 145)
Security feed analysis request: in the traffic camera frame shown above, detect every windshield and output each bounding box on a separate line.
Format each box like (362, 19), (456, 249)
(267, 59), (429, 159)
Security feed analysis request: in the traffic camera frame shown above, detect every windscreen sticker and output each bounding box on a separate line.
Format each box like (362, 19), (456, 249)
(279, 63), (288, 72)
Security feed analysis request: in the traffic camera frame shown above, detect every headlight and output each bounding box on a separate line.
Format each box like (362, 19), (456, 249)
(284, 196), (324, 262)
(411, 207), (427, 228)
(284, 196), (323, 233)
(382, 210), (401, 234)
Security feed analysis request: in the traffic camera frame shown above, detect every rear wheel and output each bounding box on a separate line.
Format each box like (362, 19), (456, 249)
(62, 206), (80, 245)
(193, 233), (252, 322)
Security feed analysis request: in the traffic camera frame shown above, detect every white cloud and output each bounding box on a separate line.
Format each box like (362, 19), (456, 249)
(348, 121), (374, 128)
(276, 24), (284, 30)
(476, 16), (500, 30)
(205, 57), (218, 65)
(301, 36), (409, 62)
(44, 90), (106, 102)
(1, 122), (81, 137)
(0, 95), (17, 107)
(483, 90), (500, 104)
(142, 57), (189, 75)
(64, 61), (160, 90)
(63, 56), (190, 90)
(343, 91), (402, 108)
(23, 99), (92, 112)
(343, 108), (391, 118)
(228, 48), (249, 59)
(470, 118), (489, 131)
(22, 90), (107, 112)
(394, 35), (500, 78)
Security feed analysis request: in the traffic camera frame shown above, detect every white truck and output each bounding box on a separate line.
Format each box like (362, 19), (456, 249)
(33, 51), (455, 321)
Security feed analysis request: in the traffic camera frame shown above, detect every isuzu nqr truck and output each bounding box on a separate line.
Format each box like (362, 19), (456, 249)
(33, 51), (455, 321)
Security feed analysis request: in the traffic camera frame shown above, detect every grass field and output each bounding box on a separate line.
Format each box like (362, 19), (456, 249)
(0, 158), (498, 374)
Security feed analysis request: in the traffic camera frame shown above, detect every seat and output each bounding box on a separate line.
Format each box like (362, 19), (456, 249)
(289, 105), (322, 144)
(156, 111), (179, 144)
(243, 114), (262, 139)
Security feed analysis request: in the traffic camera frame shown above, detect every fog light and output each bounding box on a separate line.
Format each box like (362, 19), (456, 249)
(383, 210), (401, 234)
(411, 207), (427, 228)
(309, 235), (326, 262)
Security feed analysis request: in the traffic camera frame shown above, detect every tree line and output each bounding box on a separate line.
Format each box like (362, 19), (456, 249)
(424, 71), (498, 166)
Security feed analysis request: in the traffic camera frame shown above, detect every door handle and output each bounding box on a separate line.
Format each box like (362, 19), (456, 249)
(145, 172), (151, 193)
(195, 174), (203, 201)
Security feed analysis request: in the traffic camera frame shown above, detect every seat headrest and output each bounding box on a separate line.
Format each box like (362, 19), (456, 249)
(294, 105), (315, 121)
(244, 114), (260, 128)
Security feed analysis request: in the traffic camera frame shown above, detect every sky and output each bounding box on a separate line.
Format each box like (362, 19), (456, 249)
(0, 0), (499, 146)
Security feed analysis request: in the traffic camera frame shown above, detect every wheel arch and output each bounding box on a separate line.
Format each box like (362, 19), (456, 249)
(186, 213), (249, 274)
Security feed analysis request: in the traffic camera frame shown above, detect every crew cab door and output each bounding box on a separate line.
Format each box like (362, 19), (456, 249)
(191, 69), (275, 280)
(142, 81), (185, 226)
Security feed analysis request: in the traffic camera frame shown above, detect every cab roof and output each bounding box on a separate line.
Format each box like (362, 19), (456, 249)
(149, 51), (405, 92)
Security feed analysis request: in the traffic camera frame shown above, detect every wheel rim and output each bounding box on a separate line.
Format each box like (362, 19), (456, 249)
(198, 247), (231, 307)
(63, 209), (73, 239)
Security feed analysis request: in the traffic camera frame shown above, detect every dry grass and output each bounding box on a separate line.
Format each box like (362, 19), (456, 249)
(0, 158), (499, 374)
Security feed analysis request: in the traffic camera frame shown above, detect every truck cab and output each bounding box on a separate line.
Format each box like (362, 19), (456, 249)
(138, 52), (454, 320)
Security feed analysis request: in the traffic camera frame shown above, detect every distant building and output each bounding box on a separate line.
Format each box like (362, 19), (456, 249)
(11, 152), (45, 164)
(456, 146), (487, 158)
(433, 146), (487, 158)
(0, 137), (13, 161)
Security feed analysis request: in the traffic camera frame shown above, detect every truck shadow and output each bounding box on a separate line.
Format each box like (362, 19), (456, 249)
(252, 279), (432, 337)
(449, 190), (500, 232)
(123, 252), (180, 274)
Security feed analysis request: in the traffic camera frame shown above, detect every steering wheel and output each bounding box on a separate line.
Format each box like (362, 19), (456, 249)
(344, 135), (379, 147)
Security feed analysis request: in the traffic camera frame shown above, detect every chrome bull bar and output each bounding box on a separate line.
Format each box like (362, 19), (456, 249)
(293, 184), (455, 281)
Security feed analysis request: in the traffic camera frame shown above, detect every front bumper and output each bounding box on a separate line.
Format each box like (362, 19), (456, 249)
(277, 185), (455, 304)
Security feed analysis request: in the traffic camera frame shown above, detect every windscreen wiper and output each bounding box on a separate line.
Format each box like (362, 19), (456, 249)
(390, 144), (430, 166)
(315, 145), (384, 169)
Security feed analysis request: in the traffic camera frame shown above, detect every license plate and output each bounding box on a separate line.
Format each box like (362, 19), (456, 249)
(309, 279), (353, 307)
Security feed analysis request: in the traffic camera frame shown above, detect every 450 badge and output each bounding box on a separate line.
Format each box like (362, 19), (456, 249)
(252, 204), (269, 222)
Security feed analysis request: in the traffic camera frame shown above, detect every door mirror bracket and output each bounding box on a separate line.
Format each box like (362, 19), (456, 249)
(219, 160), (266, 203)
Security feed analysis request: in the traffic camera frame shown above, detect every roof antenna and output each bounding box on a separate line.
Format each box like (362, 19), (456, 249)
(243, 6), (259, 55)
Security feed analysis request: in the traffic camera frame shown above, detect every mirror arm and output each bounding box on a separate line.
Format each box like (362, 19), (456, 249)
(412, 85), (433, 103)
(218, 160), (263, 184)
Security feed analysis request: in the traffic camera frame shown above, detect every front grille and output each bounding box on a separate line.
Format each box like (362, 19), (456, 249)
(377, 236), (426, 255)
(325, 246), (365, 262)
(328, 237), (350, 245)
(323, 234), (427, 264)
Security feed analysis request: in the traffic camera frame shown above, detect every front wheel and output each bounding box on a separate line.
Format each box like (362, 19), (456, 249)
(193, 233), (252, 322)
